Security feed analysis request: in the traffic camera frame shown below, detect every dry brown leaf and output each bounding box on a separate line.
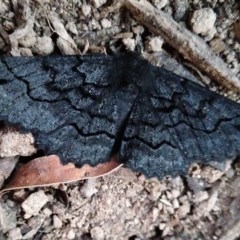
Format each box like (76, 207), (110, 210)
(0, 155), (122, 195)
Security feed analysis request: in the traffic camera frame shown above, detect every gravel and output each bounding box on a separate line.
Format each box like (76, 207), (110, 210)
(0, 0), (240, 239)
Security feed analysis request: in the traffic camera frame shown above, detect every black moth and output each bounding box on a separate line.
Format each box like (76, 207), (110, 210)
(0, 53), (240, 178)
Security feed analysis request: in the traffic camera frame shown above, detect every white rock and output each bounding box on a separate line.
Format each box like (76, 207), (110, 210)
(101, 18), (112, 28)
(122, 38), (136, 51)
(19, 48), (33, 56)
(81, 4), (91, 16)
(190, 8), (216, 34)
(67, 229), (75, 240)
(18, 30), (37, 48)
(193, 191), (209, 203)
(172, 198), (179, 209)
(80, 178), (98, 198)
(0, 2), (8, 14)
(89, 19), (101, 30)
(34, 36), (54, 55)
(204, 27), (217, 41)
(159, 222), (166, 230)
(132, 25), (145, 35)
(152, 208), (159, 221)
(8, 228), (22, 240)
(66, 22), (78, 35)
(0, 203), (17, 233)
(53, 215), (63, 228)
(152, 0), (168, 9)
(147, 36), (163, 52)
(0, 130), (36, 158)
(43, 208), (52, 217)
(160, 198), (172, 207)
(171, 189), (181, 198)
(22, 190), (49, 219)
(92, 0), (107, 8)
(7, 200), (15, 208)
(90, 226), (105, 240)
(13, 189), (26, 201)
(3, 20), (14, 31)
(177, 203), (190, 219)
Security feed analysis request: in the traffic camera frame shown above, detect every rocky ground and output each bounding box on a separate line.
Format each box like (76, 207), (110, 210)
(0, 0), (240, 239)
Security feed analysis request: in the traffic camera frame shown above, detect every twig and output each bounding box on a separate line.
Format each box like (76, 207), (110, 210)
(124, 0), (240, 92)
(47, 13), (80, 55)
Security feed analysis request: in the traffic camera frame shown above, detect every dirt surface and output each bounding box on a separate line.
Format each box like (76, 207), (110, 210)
(0, 0), (240, 239)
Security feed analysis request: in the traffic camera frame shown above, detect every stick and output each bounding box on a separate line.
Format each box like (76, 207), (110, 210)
(125, 0), (240, 92)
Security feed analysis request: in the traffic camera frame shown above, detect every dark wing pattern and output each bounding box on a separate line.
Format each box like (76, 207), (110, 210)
(0, 54), (137, 166)
(121, 66), (240, 178)
(0, 53), (240, 178)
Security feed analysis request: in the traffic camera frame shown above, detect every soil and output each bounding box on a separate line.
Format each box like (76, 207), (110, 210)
(0, 0), (240, 239)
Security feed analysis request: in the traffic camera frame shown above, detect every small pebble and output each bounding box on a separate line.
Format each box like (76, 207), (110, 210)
(0, 2), (8, 14)
(67, 229), (75, 240)
(204, 27), (216, 41)
(210, 37), (226, 53)
(8, 228), (22, 240)
(91, 226), (105, 240)
(172, 198), (179, 209)
(18, 30), (37, 48)
(66, 22), (78, 35)
(146, 36), (163, 52)
(92, 0), (107, 8)
(53, 215), (63, 229)
(3, 20), (14, 31)
(225, 168), (235, 178)
(7, 200), (15, 208)
(101, 18), (112, 28)
(89, 19), (101, 30)
(13, 189), (27, 201)
(173, 0), (188, 21)
(152, 208), (159, 221)
(190, 8), (216, 34)
(171, 189), (181, 199)
(132, 25), (145, 35)
(22, 190), (49, 219)
(43, 208), (52, 217)
(152, 0), (168, 10)
(80, 178), (98, 198)
(177, 204), (190, 219)
(81, 4), (91, 16)
(34, 36), (54, 55)
(159, 223), (166, 230)
(122, 38), (136, 51)
(193, 191), (209, 203)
